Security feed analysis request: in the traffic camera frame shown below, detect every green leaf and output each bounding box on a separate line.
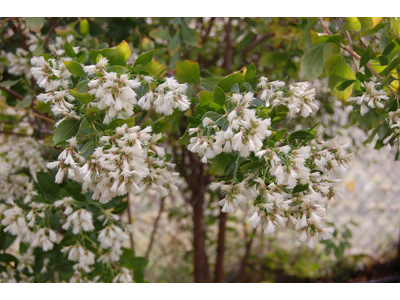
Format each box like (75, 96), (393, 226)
(0, 57), (10, 66)
(271, 129), (286, 142)
(378, 55), (389, 66)
(0, 79), (20, 87)
(359, 45), (372, 68)
(328, 54), (356, 101)
(240, 161), (264, 173)
(149, 29), (171, 40)
(24, 17), (45, 32)
(68, 88), (93, 104)
(187, 116), (201, 125)
(169, 31), (181, 52)
(141, 60), (167, 77)
(34, 101), (52, 115)
(0, 254), (18, 267)
(16, 96), (33, 109)
(63, 60), (86, 78)
(340, 17), (361, 32)
(213, 86), (227, 107)
(292, 184), (309, 194)
(106, 117), (135, 130)
(76, 80), (89, 93)
(36, 172), (60, 200)
(209, 154), (230, 176)
(64, 41), (76, 58)
(382, 55), (400, 76)
(79, 19), (90, 37)
(181, 25), (200, 47)
(134, 269), (144, 283)
(53, 118), (81, 146)
(298, 20), (318, 51)
(245, 63), (256, 83)
(92, 41), (131, 66)
(134, 49), (155, 68)
(288, 130), (315, 141)
(336, 80), (356, 92)
(310, 31), (341, 46)
(300, 44), (329, 81)
(0, 231), (17, 251)
(84, 108), (100, 123)
(356, 72), (366, 82)
(358, 17), (382, 32)
(113, 201), (129, 214)
(119, 248), (148, 271)
(195, 91), (223, 115)
(217, 70), (245, 93)
(175, 60), (200, 84)
(230, 83), (240, 94)
(107, 65), (129, 73)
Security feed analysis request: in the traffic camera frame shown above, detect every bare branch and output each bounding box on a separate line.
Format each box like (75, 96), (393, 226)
(145, 197), (166, 259)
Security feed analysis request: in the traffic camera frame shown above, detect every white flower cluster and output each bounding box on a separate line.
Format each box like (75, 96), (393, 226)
(137, 76), (191, 115)
(384, 108), (400, 154)
(61, 245), (95, 273)
(85, 58), (141, 124)
(188, 92), (272, 162)
(258, 77), (319, 117)
(209, 132), (351, 248)
(46, 124), (179, 203)
(112, 267), (133, 283)
(348, 79), (389, 116)
(1, 48), (32, 79)
(0, 135), (46, 181)
(48, 35), (79, 57)
(47, 137), (85, 183)
(31, 56), (78, 120)
(97, 225), (129, 263)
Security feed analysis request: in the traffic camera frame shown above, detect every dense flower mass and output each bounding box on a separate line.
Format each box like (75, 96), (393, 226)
(188, 77), (351, 248)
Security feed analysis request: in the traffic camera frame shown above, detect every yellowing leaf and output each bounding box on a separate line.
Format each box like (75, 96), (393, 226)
(329, 54), (356, 102)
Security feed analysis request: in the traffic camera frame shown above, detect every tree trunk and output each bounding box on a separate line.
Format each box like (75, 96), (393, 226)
(191, 188), (209, 282)
(214, 208), (227, 282)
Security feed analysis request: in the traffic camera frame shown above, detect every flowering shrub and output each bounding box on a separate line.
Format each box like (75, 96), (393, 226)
(0, 17), (399, 283)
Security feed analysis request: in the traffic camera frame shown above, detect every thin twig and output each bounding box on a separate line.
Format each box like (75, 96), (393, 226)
(2, 105), (54, 124)
(0, 86), (24, 100)
(138, 108), (153, 126)
(145, 197), (166, 259)
(243, 32), (273, 56)
(43, 18), (62, 50)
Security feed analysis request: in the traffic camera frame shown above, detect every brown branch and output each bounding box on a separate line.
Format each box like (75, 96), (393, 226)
(0, 17), (20, 25)
(222, 18), (233, 73)
(0, 87), (24, 100)
(145, 197), (166, 259)
(43, 18), (62, 50)
(236, 227), (257, 283)
(243, 32), (273, 56)
(127, 192), (135, 252)
(138, 108), (153, 126)
(2, 105), (55, 124)
(204, 17), (215, 38)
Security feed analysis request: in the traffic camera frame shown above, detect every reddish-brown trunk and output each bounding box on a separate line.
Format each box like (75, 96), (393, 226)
(215, 208), (227, 282)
